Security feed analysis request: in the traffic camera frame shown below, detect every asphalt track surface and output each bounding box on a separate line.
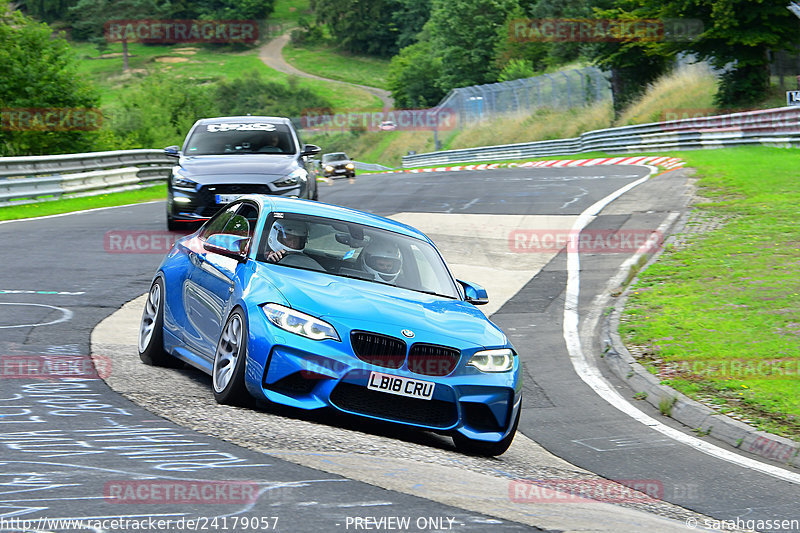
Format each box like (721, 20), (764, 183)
(1, 166), (799, 532)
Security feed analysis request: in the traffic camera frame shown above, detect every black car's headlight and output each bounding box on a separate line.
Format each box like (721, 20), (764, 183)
(345, 163), (355, 170)
(262, 303), (340, 341)
(171, 171), (197, 190)
(274, 168), (307, 188)
(467, 348), (515, 372)
(324, 165), (334, 172)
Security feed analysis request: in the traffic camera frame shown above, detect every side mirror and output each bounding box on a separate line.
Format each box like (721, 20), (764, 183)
(301, 144), (321, 156)
(457, 279), (488, 305)
(164, 145), (180, 157)
(204, 234), (248, 262)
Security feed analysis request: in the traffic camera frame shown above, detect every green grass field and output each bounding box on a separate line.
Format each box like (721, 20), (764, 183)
(620, 146), (800, 439)
(72, 41), (382, 112)
(283, 42), (390, 90)
(0, 184), (166, 221)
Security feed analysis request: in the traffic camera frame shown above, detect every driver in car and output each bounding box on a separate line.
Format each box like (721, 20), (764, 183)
(362, 240), (403, 283)
(266, 219), (308, 262)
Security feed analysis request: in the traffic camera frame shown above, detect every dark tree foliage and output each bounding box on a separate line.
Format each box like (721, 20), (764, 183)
(428, 0), (517, 91)
(315, 0), (401, 57)
(0, 1), (100, 155)
(18, 0), (80, 23)
(387, 39), (445, 108)
(592, 0), (800, 108)
(392, 0), (431, 49)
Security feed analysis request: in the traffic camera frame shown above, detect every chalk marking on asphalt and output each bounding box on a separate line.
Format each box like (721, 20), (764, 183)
(563, 165), (800, 485)
(0, 303), (73, 329)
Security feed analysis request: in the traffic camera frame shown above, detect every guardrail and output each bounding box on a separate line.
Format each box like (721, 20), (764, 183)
(0, 149), (174, 206)
(0, 148), (390, 206)
(402, 106), (800, 167)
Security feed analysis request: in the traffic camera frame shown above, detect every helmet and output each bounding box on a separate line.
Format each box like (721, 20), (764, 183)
(363, 240), (402, 283)
(268, 219), (308, 254)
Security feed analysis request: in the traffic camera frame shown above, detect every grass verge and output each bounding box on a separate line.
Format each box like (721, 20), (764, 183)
(620, 146), (800, 440)
(283, 42), (390, 90)
(0, 184), (166, 221)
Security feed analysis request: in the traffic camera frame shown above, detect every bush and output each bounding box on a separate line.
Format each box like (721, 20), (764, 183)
(104, 74), (218, 148)
(214, 71), (332, 118)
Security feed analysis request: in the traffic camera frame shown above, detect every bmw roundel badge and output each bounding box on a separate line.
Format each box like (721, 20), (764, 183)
(401, 329), (415, 338)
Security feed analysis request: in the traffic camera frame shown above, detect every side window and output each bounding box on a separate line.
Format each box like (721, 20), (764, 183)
(222, 203), (258, 238)
(199, 204), (238, 240)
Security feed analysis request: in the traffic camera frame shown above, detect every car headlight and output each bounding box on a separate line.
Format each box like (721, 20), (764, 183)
(345, 163), (354, 170)
(171, 172), (197, 190)
(325, 165), (334, 172)
(262, 303), (340, 341)
(467, 348), (515, 372)
(274, 168), (307, 188)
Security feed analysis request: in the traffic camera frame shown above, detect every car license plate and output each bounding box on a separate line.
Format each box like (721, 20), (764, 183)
(367, 371), (434, 400)
(215, 194), (240, 204)
(335, 168), (346, 173)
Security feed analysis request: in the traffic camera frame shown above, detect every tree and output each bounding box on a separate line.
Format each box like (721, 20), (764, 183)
(0, 1), (100, 155)
(392, 0), (431, 49)
(387, 39), (446, 108)
(18, 0), (79, 23)
(593, 0), (800, 108)
(69, 0), (167, 71)
(493, 4), (549, 77)
(315, 0), (401, 57)
(428, 0), (517, 92)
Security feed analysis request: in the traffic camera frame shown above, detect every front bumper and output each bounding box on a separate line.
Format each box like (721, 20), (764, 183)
(322, 166), (355, 178)
(244, 317), (522, 443)
(168, 181), (305, 219)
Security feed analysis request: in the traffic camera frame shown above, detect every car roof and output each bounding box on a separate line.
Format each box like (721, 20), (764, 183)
(237, 195), (431, 243)
(195, 116), (293, 125)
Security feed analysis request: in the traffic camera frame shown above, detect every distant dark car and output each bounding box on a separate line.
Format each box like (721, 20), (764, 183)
(164, 116), (321, 230)
(321, 152), (356, 179)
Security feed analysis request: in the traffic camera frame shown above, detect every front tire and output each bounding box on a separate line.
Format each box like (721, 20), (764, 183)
(138, 278), (181, 367)
(453, 401), (521, 457)
(212, 310), (251, 406)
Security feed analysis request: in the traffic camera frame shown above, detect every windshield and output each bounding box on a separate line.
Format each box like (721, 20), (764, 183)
(257, 213), (459, 299)
(185, 122), (297, 155)
(322, 153), (348, 162)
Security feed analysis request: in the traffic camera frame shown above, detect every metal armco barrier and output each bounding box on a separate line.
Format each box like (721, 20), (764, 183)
(0, 149), (174, 206)
(0, 147), (389, 206)
(402, 106), (800, 168)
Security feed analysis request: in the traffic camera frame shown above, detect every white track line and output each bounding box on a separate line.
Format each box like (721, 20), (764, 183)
(563, 165), (800, 485)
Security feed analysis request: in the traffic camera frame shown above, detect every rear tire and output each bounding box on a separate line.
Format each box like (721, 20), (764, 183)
(138, 278), (181, 367)
(453, 401), (521, 457)
(212, 310), (251, 406)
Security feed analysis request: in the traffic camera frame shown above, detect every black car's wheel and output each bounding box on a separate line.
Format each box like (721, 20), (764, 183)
(453, 401), (521, 457)
(212, 309), (251, 406)
(138, 278), (181, 367)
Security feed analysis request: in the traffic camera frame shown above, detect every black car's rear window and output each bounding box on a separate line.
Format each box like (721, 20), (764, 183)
(185, 122), (297, 155)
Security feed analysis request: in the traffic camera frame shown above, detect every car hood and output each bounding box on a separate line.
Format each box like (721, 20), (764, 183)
(254, 264), (507, 349)
(179, 155), (298, 176)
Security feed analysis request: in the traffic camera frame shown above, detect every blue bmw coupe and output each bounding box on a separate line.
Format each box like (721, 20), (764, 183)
(138, 195), (522, 455)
